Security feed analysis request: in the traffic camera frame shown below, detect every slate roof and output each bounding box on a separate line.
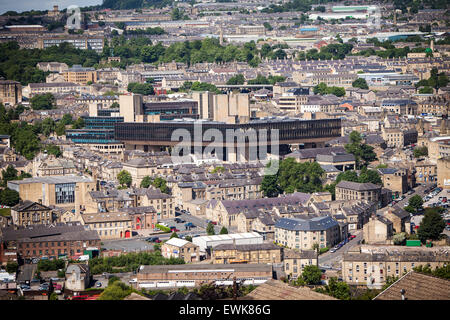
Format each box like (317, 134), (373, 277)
(0, 223), (100, 242)
(213, 243), (280, 252)
(336, 181), (381, 191)
(316, 152), (355, 163)
(241, 279), (337, 300)
(286, 146), (346, 159)
(275, 216), (339, 231)
(374, 271), (450, 300)
(219, 193), (311, 215)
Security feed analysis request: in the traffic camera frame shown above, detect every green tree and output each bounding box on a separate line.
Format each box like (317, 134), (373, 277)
(206, 222), (215, 235)
(226, 74), (245, 85)
(263, 22), (273, 31)
(417, 209), (446, 242)
(30, 93), (55, 110)
(301, 265), (322, 285)
(352, 78), (369, 89)
(98, 280), (132, 300)
(393, 232), (406, 245)
(219, 227), (228, 234)
(345, 131), (377, 168)
(45, 145), (62, 157)
(185, 236), (192, 242)
(127, 82), (154, 95)
(49, 292), (58, 300)
(140, 176), (152, 188)
(170, 232), (179, 239)
(117, 170), (132, 188)
(261, 174), (281, 198)
(1, 165), (18, 187)
(317, 277), (350, 300)
(358, 167), (382, 185)
(413, 146), (428, 158)
(171, 8), (181, 20)
(408, 195), (424, 213)
(6, 262), (18, 273)
(55, 122), (66, 136)
(382, 276), (399, 290)
(151, 177), (169, 194)
(72, 117), (85, 129)
(0, 188), (20, 206)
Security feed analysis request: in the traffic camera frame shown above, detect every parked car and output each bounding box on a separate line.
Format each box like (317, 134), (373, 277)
(211, 221), (217, 225)
(96, 282), (102, 287)
(154, 239), (161, 243)
(329, 248), (336, 253)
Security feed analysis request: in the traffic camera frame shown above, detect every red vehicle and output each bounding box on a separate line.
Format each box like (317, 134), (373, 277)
(154, 239), (161, 243)
(349, 235), (356, 240)
(211, 221), (217, 225)
(173, 228), (180, 232)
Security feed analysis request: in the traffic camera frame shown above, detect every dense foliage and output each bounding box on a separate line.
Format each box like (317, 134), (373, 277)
(117, 170), (132, 188)
(37, 259), (65, 272)
(0, 41), (100, 85)
(206, 222), (215, 235)
(261, 158), (325, 197)
(127, 82), (155, 95)
(315, 277), (351, 300)
(352, 78), (369, 90)
(417, 208), (446, 242)
(313, 83), (346, 97)
(89, 251), (185, 274)
(344, 131), (378, 169)
(413, 264), (450, 280)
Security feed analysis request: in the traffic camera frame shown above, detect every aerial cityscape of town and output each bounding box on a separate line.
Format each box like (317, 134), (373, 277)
(0, 0), (449, 304)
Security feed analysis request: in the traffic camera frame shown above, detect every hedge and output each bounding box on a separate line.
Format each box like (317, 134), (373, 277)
(156, 224), (171, 233)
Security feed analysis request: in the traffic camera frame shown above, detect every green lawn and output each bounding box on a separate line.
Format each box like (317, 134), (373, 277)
(0, 208), (11, 217)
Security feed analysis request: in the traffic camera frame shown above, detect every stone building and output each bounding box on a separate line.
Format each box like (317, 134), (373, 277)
(11, 200), (57, 227)
(211, 243), (281, 264)
(0, 80), (22, 105)
(341, 246), (450, 288)
(161, 238), (200, 263)
(65, 264), (90, 292)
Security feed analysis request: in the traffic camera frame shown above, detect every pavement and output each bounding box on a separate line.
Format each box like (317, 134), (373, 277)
(16, 264), (37, 283)
(391, 183), (434, 210)
(101, 239), (155, 252)
(318, 230), (363, 270)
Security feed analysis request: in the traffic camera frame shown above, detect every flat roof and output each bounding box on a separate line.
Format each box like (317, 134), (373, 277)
(8, 175), (93, 185)
(139, 263), (272, 274)
(193, 232), (262, 242)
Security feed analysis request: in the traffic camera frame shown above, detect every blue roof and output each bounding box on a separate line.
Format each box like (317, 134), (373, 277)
(300, 27), (318, 31)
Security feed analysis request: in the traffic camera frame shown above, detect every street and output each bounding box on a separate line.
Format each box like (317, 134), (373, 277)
(392, 183), (434, 210)
(318, 230), (363, 269)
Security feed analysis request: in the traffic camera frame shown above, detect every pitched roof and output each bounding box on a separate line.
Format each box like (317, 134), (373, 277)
(275, 216), (339, 231)
(336, 180), (381, 191)
(374, 271), (450, 300)
(241, 279), (337, 300)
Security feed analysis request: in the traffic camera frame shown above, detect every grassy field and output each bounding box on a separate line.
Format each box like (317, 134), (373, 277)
(0, 208), (11, 217)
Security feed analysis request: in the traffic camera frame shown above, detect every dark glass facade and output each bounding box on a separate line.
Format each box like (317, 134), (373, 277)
(66, 129), (118, 144)
(114, 118), (341, 144)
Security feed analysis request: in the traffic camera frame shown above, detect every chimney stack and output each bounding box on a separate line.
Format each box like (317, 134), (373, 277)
(400, 289), (406, 300)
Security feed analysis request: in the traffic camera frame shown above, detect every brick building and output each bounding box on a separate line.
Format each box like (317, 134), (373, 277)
(0, 223), (100, 262)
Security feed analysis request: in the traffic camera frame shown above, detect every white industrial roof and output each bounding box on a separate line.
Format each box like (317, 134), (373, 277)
(194, 232), (262, 242)
(165, 237), (190, 247)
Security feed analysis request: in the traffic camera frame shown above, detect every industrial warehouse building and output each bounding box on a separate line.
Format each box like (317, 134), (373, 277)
(192, 232), (263, 254)
(136, 263), (273, 289)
